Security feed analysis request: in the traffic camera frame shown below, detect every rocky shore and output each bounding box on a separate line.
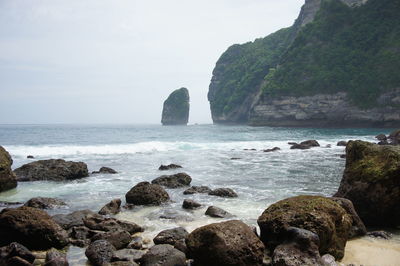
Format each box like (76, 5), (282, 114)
(0, 130), (399, 266)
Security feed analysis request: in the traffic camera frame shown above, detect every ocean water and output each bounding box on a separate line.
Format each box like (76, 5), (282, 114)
(0, 124), (392, 262)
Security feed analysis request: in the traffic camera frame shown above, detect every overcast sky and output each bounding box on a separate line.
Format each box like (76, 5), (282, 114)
(0, 0), (303, 124)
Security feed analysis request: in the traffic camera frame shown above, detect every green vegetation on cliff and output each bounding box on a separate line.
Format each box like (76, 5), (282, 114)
(262, 0), (400, 108)
(161, 87), (190, 125)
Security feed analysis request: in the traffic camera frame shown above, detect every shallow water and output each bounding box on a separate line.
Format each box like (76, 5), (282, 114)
(0, 124), (393, 265)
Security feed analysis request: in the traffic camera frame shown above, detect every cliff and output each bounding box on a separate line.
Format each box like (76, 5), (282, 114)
(208, 0), (400, 127)
(161, 88), (190, 125)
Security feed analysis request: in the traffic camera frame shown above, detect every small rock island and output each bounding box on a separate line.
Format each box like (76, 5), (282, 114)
(161, 87), (190, 125)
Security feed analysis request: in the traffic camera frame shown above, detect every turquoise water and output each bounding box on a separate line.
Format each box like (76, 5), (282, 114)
(0, 124), (390, 240)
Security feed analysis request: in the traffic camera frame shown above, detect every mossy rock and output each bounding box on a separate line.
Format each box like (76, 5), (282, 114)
(257, 195), (352, 260)
(0, 146), (17, 192)
(334, 140), (400, 227)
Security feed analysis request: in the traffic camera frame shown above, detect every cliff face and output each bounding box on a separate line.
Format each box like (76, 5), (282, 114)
(161, 88), (190, 125)
(208, 0), (400, 127)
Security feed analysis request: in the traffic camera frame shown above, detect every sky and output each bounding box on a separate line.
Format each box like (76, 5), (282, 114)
(0, 0), (303, 124)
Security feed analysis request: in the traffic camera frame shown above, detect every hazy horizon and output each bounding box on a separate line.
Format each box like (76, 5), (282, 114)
(0, 0), (303, 124)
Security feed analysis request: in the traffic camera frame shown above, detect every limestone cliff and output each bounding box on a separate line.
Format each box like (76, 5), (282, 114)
(161, 88), (190, 125)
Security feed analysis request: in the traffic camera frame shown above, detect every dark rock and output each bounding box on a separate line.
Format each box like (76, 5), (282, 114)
(69, 226), (97, 244)
(272, 227), (324, 266)
(125, 182), (170, 205)
(230, 157), (241, 160)
(334, 140), (400, 227)
(257, 195), (353, 260)
(158, 164), (183, 171)
(205, 206), (232, 218)
(375, 134), (387, 141)
(183, 186), (211, 195)
(378, 140), (389, 145)
(340, 154), (346, 158)
(83, 215), (143, 234)
(4, 256), (32, 266)
(112, 249), (145, 263)
(44, 248), (68, 266)
(0, 146), (17, 192)
(366, 231), (392, 240)
(92, 167), (118, 174)
(0, 206), (68, 250)
(388, 129), (400, 145)
(182, 199), (201, 210)
(153, 227), (188, 253)
(24, 197), (67, 209)
(325, 144), (332, 148)
(186, 220), (264, 266)
(337, 141), (348, 146)
(140, 244), (186, 266)
(127, 237), (143, 250)
(0, 201), (23, 207)
(263, 147), (281, 152)
(151, 173), (192, 188)
(99, 199), (121, 215)
(0, 242), (36, 264)
(208, 188), (238, 198)
(161, 87), (190, 126)
(92, 230), (132, 250)
(27, 155), (34, 159)
(290, 140), (320, 150)
(290, 143), (311, 149)
(110, 262), (138, 266)
(288, 142), (297, 145)
(85, 240), (115, 266)
(52, 210), (96, 230)
(14, 159), (89, 181)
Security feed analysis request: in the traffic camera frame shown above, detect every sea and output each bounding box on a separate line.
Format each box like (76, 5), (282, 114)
(0, 124), (395, 264)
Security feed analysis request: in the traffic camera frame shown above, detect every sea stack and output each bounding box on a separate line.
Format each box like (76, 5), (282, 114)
(161, 87), (190, 125)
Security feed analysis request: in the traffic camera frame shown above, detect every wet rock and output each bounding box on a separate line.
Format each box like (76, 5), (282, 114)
(98, 199), (121, 215)
(83, 215), (143, 234)
(69, 226), (97, 245)
(263, 147), (281, 152)
(340, 154), (346, 158)
(5, 256), (32, 265)
(183, 186), (211, 195)
(14, 159), (89, 181)
(272, 227), (324, 266)
(92, 230), (132, 250)
(127, 237), (143, 250)
(388, 129), (400, 145)
(290, 140), (320, 150)
(0, 146), (17, 192)
(230, 157), (241, 160)
(112, 249), (145, 263)
(337, 141), (348, 147)
(24, 197), (67, 209)
(157, 209), (194, 222)
(0, 201), (23, 208)
(85, 240), (115, 266)
(257, 195), (353, 260)
(158, 164), (183, 171)
(375, 134), (387, 141)
(125, 182), (170, 205)
(334, 140), (400, 227)
(205, 206), (232, 218)
(52, 210), (96, 230)
(0, 206), (68, 250)
(186, 220), (264, 266)
(182, 199), (201, 210)
(27, 155), (34, 159)
(161, 87), (190, 126)
(208, 188), (238, 198)
(366, 231), (392, 240)
(140, 244), (186, 266)
(151, 173), (192, 188)
(0, 242), (36, 265)
(44, 248), (68, 266)
(92, 167), (118, 174)
(153, 227), (188, 253)
(110, 262), (138, 266)
(321, 254), (337, 266)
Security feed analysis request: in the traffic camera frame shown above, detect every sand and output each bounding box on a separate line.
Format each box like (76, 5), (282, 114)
(341, 237), (400, 266)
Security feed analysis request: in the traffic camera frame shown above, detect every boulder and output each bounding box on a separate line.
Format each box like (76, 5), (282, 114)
(208, 188), (238, 198)
(153, 227), (188, 253)
(375, 134), (387, 141)
(98, 199), (121, 215)
(14, 159), (88, 181)
(334, 140), (400, 226)
(151, 173), (192, 188)
(388, 129), (400, 145)
(205, 206), (232, 218)
(272, 227), (324, 266)
(0, 242), (36, 265)
(186, 220), (264, 266)
(52, 210), (96, 230)
(263, 147), (281, 152)
(321, 254), (337, 266)
(127, 237), (143, 250)
(161, 87), (190, 126)
(27, 155), (34, 159)
(158, 164), (182, 171)
(83, 215), (143, 234)
(0, 206), (68, 250)
(140, 244), (186, 266)
(92, 167), (118, 174)
(92, 230), (132, 250)
(257, 195), (352, 260)
(125, 182), (170, 205)
(337, 141), (348, 146)
(24, 197), (67, 209)
(182, 199), (201, 210)
(290, 140), (320, 150)
(45, 248), (68, 266)
(85, 240), (115, 266)
(0, 146), (17, 192)
(183, 186), (211, 195)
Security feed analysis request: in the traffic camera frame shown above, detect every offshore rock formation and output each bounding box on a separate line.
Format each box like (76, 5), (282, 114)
(161, 88), (190, 125)
(334, 140), (400, 226)
(0, 146), (17, 192)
